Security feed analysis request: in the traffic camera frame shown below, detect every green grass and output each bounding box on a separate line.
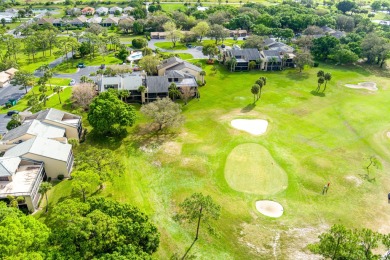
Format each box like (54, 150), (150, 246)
(225, 143), (288, 195)
(160, 3), (186, 12)
(0, 79), (71, 114)
(155, 42), (188, 50)
(36, 62), (390, 258)
(53, 53), (122, 73)
(161, 52), (194, 60)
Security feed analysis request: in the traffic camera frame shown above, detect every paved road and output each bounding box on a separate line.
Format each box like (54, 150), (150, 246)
(0, 85), (31, 106)
(0, 114), (11, 135)
(35, 65), (100, 84)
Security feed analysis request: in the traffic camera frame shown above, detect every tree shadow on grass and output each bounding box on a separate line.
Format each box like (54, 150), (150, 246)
(310, 90), (325, 97)
(286, 71), (310, 81)
(86, 128), (128, 150)
(241, 103), (256, 113)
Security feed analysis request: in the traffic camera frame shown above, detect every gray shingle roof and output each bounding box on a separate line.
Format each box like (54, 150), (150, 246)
(263, 50), (282, 62)
(165, 70), (186, 78)
(169, 62), (202, 73)
(157, 57), (183, 70)
(146, 76), (169, 93)
(4, 136), (72, 162)
(0, 157), (21, 177)
(230, 48), (262, 62)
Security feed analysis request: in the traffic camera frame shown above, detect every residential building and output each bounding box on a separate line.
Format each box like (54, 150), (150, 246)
(109, 6), (123, 14)
(157, 57), (203, 81)
(123, 7), (134, 13)
(151, 30), (194, 40)
(52, 18), (63, 27)
(223, 48), (262, 71)
(66, 7), (81, 16)
(0, 68), (18, 87)
(87, 16), (102, 24)
(70, 16), (88, 26)
(0, 119), (66, 151)
(0, 157), (45, 212)
(119, 16), (135, 24)
(36, 17), (54, 26)
(4, 136), (74, 179)
(81, 7), (95, 15)
(101, 17), (119, 27)
(96, 7), (109, 15)
(228, 29), (248, 37)
(24, 108), (83, 140)
(263, 38), (295, 53)
(98, 74), (144, 102)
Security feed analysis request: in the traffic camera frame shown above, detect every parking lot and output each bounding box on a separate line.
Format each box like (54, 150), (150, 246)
(0, 114), (11, 135)
(0, 84), (30, 106)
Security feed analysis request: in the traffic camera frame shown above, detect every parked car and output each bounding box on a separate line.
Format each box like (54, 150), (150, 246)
(69, 79), (76, 86)
(100, 64), (106, 69)
(7, 110), (19, 116)
(77, 63), (86, 68)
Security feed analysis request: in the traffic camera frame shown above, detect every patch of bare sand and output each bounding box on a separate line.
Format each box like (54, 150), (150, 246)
(345, 82), (378, 91)
(238, 222), (328, 259)
(255, 200), (284, 218)
(161, 141), (182, 156)
(387, 132), (390, 138)
(231, 119), (268, 135)
(345, 175), (363, 187)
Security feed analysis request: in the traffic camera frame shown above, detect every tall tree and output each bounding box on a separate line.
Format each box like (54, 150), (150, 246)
(139, 55), (160, 75)
(88, 91), (136, 135)
(168, 83), (180, 101)
(190, 21), (210, 42)
(208, 24), (229, 44)
(11, 71), (34, 94)
(163, 21), (183, 48)
(316, 77), (325, 92)
(140, 97), (185, 131)
(38, 182), (52, 213)
(294, 51), (314, 73)
(53, 86), (63, 104)
(71, 170), (99, 202)
(174, 193), (221, 259)
(323, 73), (332, 92)
(251, 84), (260, 103)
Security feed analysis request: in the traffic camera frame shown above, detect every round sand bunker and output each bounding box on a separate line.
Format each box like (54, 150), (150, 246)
(345, 82), (378, 91)
(231, 119), (268, 135)
(255, 200), (284, 218)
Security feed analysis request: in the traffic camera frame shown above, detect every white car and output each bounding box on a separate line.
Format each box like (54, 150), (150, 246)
(69, 79), (76, 86)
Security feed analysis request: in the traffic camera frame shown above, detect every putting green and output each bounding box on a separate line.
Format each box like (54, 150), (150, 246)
(224, 143), (288, 195)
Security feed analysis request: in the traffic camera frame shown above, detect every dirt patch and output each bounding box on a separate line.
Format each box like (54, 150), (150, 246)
(345, 175), (363, 187)
(387, 132), (390, 138)
(161, 141), (182, 156)
(345, 82), (378, 91)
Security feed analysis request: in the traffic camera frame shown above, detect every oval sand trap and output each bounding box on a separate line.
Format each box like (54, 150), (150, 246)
(255, 200), (284, 218)
(224, 143), (288, 195)
(231, 119), (268, 135)
(345, 82), (377, 91)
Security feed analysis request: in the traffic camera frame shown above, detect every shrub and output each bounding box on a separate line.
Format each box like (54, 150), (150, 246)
(6, 119), (21, 130)
(313, 62), (319, 67)
(47, 177), (52, 182)
(57, 174), (65, 180)
(132, 38), (147, 49)
(68, 138), (79, 147)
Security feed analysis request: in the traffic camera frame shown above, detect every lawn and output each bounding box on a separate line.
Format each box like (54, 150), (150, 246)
(0, 78), (71, 114)
(155, 41), (188, 50)
(37, 62), (390, 258)
(161, 52), (194, 60)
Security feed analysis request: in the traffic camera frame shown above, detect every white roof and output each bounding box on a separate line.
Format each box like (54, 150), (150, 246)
(4, 136), (72, 162)
(2, 120), (65, 142)
(109, 6), (123, 11)
(0, 157), (21, 177)
(0, 72), (10, 83)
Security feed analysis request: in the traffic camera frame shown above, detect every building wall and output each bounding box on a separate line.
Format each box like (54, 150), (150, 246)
(42, 120), (79, 140)
(4, 133), (34, 145)
(24, 153), (71, 178)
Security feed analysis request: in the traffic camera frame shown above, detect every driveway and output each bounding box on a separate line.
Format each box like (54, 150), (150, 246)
(0, 85), (31, 106)
(0, 114), (11, 135)
(34, 66), (100, 85)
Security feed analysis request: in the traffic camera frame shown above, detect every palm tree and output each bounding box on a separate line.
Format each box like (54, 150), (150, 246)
(317, 77), (325, 92)
(200, 71), (206, 85)
(269, 57), (278, 71)
(118, 89), (130, 101)
(168, 83), (180, 101)
(138, 85), (147, 104)
(251, 84), (260, 103)
(53, 86), (63, 104)
(39, 182), (52, 213)
(80, 75), (89, 83)
(323, 72), (332, 92)
(39, 64), (53, 89)
(255, 80), (264, 98)
(317, 70), (324, 78)
(230, 57), (237, 72)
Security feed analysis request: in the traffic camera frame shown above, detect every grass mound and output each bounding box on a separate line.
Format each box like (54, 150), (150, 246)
(224, 143), (288, 195)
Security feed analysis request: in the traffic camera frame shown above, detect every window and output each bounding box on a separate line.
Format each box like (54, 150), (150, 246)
(174, 78), (178, 82)
(104, 84), (119, 89)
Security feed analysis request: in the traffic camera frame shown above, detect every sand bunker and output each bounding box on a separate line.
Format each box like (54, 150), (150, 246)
(231, 119), (268, 135)
(345, 82), (378, 91)
(255, 200), (284, 218)
(387, 132), (390, 138)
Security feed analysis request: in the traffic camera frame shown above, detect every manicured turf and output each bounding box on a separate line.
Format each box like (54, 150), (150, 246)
(225, 143), (288, 195)
(155, 41), (188, 50)
(38, 62), (390, 258)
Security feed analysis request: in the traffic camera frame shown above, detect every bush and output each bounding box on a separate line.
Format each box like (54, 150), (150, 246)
(368, 13), (375, 18)
(132, 38), (147, 49)
(68, 138), (79, 147)
(6, 119), (21, 130)
(313, 62), (319, 67)
(57, 174), (65, 180)
(47, 177), (52, 182)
